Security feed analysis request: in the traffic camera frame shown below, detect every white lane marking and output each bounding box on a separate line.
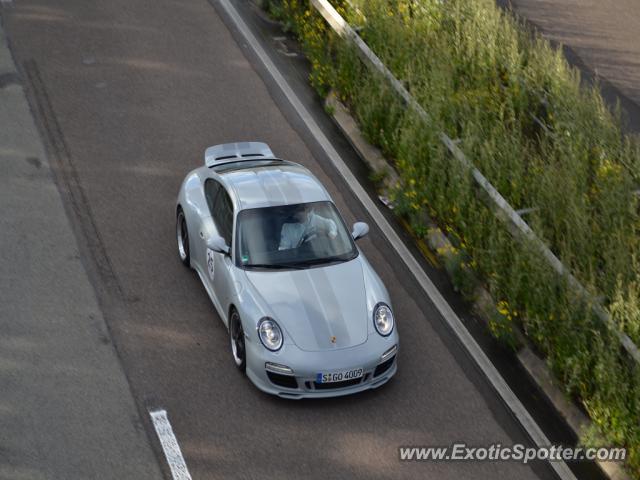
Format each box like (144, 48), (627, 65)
(149, 409), (192, 480)
(216, 1), (576, 479)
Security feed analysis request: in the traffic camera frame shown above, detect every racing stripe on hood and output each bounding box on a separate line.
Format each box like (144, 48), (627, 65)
(244, 259), (368, 351)
(293, 269), (351, 349)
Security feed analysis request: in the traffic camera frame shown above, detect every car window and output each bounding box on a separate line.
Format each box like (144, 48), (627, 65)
(236, 201), (357, 269)
(204, 179), (220, 214)
(217, 189), (233, 244)
(205, 179), (233, 244)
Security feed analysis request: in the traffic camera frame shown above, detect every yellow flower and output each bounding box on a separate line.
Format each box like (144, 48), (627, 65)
(596, 159), (622, 180)
(497, 300), (510, 316)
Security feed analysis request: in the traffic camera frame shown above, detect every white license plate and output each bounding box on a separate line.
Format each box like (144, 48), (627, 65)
(316, 367), (364, 384)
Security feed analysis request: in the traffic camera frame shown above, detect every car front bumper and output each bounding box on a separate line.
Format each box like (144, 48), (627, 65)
(245, 332), (399, 399)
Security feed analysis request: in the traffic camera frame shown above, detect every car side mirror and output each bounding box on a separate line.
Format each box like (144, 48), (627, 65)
(351, 222), (369, 240)
(206, 235), (230, 255)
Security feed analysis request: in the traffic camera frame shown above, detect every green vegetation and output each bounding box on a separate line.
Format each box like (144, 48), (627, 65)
(264, 0), (640, 474)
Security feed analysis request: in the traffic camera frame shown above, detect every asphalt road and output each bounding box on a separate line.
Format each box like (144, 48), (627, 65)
(1, 1), (570, 479)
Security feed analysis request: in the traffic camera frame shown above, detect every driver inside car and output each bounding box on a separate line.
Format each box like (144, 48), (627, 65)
(278, 204), (338, 250)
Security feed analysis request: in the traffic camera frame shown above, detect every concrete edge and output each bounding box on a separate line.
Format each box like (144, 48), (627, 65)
(326, 91), (399, 188)
(324, 90), (632, 480)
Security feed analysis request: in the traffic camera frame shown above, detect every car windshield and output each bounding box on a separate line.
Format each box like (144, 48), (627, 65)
(236, 201), (357, 269)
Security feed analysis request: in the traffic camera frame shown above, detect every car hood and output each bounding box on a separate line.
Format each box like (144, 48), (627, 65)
(244, 258), (368, 351)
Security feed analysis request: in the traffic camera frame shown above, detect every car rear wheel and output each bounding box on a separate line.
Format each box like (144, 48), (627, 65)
(176, 208), (190, 266)
(229, 309), (246, 372)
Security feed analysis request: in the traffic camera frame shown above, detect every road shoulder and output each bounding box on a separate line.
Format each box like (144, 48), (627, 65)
(0, 16), (162, 480)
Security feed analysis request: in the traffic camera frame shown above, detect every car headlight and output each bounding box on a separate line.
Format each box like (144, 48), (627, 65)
(257, 317), (283, 351)
(373, 303), (394, 337)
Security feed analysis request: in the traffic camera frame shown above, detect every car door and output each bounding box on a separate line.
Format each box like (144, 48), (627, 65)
(204, 178), (235, 323)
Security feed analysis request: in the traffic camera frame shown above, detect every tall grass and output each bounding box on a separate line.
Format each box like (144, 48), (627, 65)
(265, 0), (640, 475)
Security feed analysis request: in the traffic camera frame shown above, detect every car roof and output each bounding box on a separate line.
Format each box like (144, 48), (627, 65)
(215, 160), (331, 210)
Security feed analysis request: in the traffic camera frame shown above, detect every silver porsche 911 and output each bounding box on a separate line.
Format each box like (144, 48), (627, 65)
(176, 142), (398, 398)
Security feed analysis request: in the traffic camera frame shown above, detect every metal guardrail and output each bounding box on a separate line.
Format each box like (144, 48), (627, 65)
(310, 0), (640, 363)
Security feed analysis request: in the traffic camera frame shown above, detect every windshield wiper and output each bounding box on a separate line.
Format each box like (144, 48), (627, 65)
(288, 256), (349, 267)
(245, 263), (306, 270)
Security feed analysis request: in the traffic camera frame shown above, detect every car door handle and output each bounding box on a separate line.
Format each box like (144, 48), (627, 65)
(199, 231), (204, 238)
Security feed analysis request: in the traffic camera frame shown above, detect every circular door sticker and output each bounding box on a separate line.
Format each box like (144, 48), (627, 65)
(206, 248), (215, 280)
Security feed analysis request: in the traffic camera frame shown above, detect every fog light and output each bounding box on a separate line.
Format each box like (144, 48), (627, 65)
(381, 345), (397, 362)
(265, 362), (294, 375)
